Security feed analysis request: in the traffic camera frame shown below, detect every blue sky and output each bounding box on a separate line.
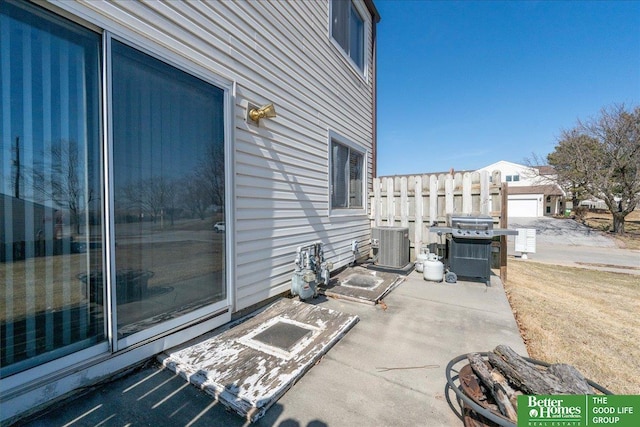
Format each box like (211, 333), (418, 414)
(374, 0), (640, 176)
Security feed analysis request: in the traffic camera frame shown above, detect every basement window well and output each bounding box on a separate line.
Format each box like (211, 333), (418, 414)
(239, 317), (319, 360)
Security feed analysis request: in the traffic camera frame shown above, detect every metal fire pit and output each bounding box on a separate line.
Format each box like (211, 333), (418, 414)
(444, 353), (613, 427)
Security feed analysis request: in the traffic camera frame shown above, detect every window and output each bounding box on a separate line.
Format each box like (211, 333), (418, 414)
(1, 0), (103, 376)
(331, 138), (364, 210)
(331, 0), (365, 70)
(506, 174), (520, 182)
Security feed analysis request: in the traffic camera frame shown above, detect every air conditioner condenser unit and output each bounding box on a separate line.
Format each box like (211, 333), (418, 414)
(371, 226), (410, 268)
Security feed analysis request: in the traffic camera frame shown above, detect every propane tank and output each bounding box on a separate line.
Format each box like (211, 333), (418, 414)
(414, 246), (430, 273)
(423, 253), (444, 282)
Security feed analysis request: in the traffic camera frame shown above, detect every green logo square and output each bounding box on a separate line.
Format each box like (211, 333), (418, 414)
(518, 395), (640, 427)
(518, 395), (585, 425)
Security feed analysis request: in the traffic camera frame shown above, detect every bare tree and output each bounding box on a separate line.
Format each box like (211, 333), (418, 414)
(121, 176), (178, 226)
(195, 142), (225, 210)
(181, 174), (211, 220)
(547, 104), (640, 233)
(546, 130), (600, 209)
(32, 140), (94, 234)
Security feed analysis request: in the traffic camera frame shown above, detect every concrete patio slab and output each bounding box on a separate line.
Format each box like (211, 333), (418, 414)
(18, 270), (526, 427)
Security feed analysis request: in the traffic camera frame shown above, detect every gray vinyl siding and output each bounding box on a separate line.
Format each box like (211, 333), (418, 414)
(53, 0), (375, 311)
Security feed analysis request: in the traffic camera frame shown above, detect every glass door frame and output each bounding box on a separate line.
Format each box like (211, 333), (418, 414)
(2, 25), (234, 393)
(102, 32), (234, 353)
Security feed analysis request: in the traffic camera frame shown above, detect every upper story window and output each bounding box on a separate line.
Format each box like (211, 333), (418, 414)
(331, 0), (365, 71)
(506, 174), (520, 182)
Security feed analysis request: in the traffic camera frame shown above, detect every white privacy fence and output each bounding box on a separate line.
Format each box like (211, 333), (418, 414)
(369, 170), (507, 260)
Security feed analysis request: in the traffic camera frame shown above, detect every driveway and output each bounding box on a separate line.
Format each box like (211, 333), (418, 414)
(507, 217), (640, 275)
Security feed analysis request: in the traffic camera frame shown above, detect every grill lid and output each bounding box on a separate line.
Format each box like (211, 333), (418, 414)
(448, 214), (494, 228)
(430, 214), (517, 239)
(448, 214), (494, 238)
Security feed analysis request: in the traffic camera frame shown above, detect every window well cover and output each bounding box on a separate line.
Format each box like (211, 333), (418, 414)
(250, 319), (314, 353)
(159, 298), (358, 422)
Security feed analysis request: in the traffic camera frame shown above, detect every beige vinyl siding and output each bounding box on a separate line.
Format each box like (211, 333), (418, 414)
(55, 0), (374, 311)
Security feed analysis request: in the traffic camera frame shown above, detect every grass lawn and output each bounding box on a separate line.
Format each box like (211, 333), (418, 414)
(504, 259), (640, 395)
(583, 210), (640, 250)
(1, 232), (224, 323)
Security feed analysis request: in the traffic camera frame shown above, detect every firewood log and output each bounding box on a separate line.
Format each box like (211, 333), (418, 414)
(547, 363), (593, 394)
(490, 367), (519, 410)
(467, 352), (518, 422)
(491, 345), (591, 395)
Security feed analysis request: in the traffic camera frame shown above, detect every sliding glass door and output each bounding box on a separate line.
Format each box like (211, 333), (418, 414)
(111, 40), (227, 340)
(1, 0), (104, 376)
(1, 0), (229, 378)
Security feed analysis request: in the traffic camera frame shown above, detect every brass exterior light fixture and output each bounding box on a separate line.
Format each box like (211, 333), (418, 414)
(247, 102), (276, 125)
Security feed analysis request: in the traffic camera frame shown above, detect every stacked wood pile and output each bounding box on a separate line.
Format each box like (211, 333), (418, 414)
(462, 345), (594, 426)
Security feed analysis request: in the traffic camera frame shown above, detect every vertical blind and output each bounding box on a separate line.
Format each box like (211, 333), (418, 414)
(331, 140), (363, 209)
(331, 142), (349, 208)
(1, 0), (103, 376)
(111, 40), (226, 337)
(1, 0), (227, 378)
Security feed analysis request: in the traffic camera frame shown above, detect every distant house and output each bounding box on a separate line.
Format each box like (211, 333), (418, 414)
(1, 0), (380, 422)
(579, 199), (609, 210)
(477, 161), (565, 217)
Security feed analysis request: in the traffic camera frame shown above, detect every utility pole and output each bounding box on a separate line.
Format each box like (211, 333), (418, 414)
(14, 136), (20, 199)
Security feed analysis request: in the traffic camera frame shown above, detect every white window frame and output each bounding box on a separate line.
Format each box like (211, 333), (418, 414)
(328, 130), (367, 217)
(329, 0), (369, 80)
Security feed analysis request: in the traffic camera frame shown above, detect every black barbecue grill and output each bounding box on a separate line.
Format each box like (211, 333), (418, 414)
(431, 214), (516, 286)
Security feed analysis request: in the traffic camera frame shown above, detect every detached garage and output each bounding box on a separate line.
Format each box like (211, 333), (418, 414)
(508, 197), (540, 218)
(507, 185), (565, 218)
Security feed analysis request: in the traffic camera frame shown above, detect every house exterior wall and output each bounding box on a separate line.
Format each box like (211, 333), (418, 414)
(478, 161), (565, 217)
(53, 0), (376, 312)
(477, 160), (541, 187)
(1, 1), (377, 422)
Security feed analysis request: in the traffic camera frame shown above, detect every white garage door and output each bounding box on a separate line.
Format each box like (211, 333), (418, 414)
(508, 198), (538, 217)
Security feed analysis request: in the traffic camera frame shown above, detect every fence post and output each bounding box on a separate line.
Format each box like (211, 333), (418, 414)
(414, 175), (423, 258)
(373, 177), (381, 227)
(386, 177), (395, 226)
(480, 170), (490, 215)
(429, 174), (438, 225)
(500, 182), (509, 283)
(445, 175), (454, 215)
(462, 172), (472, 214)
(400, 176), (409, 228)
